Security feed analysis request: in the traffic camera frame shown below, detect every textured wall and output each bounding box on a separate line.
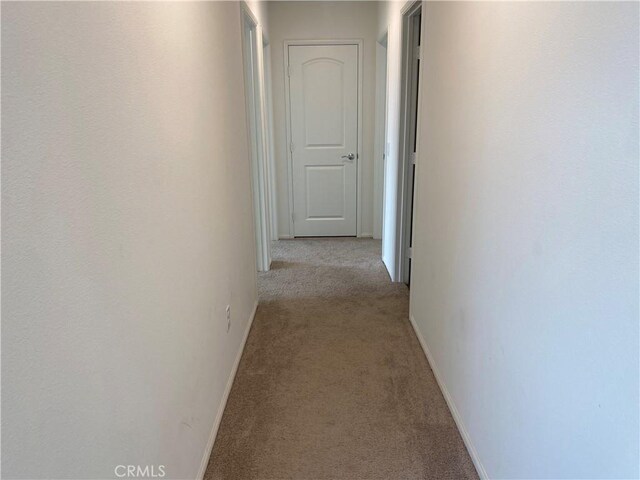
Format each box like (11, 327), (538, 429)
(410, 2), (639, 478)
(2, 3), (258, 478)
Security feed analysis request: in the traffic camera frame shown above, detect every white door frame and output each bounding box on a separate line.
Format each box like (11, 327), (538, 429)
(396, 0), (423, 283)
(283, 39), (365, 237)
(241, 2), (272, 271)
(374, 33), (388, 241)
(262, 39), (279, 242)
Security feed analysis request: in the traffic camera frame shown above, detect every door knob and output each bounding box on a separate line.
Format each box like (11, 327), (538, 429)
(341, 153), (355, 161)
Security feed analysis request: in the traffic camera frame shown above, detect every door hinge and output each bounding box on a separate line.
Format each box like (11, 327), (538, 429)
(407, 247), (413, 259)
(287, 65), (292, 77)
(415, 45), (421, 60)
(289, 141), (295, 153)
(291, 212), (295, 224)
(411, 152), (417, 165)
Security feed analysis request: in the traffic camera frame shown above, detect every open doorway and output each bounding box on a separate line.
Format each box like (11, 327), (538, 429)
(241, 4), (272, 272)
(398, 1), (422, 285)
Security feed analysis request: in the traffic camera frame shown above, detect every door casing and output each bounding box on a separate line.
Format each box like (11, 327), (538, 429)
(263, 40), (279, 242)
(397, 1), (424, 284)
(283, 39), (364, 237)
(241, 2), (272, 271)
(374, 34), (388, 241)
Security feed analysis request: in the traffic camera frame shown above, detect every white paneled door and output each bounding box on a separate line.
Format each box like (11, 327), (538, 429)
(288, 44), (359, 236)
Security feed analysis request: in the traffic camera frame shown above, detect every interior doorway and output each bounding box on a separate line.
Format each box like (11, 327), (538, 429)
(398, 1), (422, 285)
(285, 41), (363, 237)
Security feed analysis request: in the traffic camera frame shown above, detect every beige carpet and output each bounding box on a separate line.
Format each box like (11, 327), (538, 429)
(205, 238), (478, 480)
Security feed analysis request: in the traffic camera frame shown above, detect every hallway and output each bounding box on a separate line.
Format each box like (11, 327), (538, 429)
(205, 239), (477, 479)
(3, 2), (638, 478)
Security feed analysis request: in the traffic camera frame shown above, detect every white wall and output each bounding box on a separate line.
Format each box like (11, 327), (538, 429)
(268, 1), (379, 238)
(410, 2), (639, 478)
(2, 3), (259, 479)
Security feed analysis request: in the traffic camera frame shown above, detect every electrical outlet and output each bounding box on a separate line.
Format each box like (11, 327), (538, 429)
(226, 305), (231, 332)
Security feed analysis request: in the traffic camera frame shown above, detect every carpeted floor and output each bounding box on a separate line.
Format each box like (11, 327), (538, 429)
(205, 238), (478, 480)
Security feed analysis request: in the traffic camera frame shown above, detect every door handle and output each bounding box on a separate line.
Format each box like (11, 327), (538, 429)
(341, 153), (355, 161)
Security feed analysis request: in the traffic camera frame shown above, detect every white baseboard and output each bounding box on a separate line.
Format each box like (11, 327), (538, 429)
(196, 301), (259, 480)
(408, 314), (488, 480)
(358, 232), (373, 238)
(278, 235), (293, 240)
